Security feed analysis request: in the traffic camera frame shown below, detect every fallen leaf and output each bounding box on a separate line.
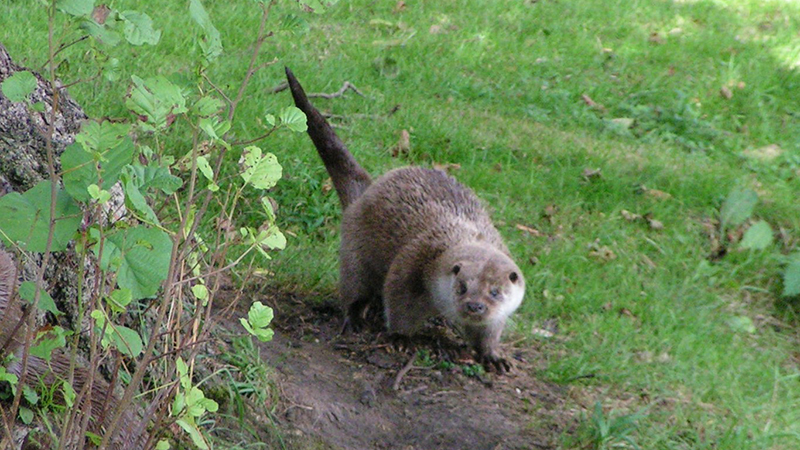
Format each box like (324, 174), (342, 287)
(638, 185), (672, 200)
(644, 213), (664, 230)
(619, 308), (636, 319)
(432, 162), (460, 173)
(516, 224), (544, 237)
(321, 177), (333, 194)
(581, 94), (606, 112)
(602, 302), (613, 311)
(390, 129), (411, 157)
(493, 163), (503, 173)
(742, 144), (783, 162)
(531, 327), (554, 338)
(582, 167), (602, 181)
(393, 0), (406, 13)
(720, 86), (733, 99)
(528, 256), (540, 265)
(648, 32), (665, 45)
(93, 4), (111, 24)
(610, 117), (635, 129)
(588, 246), (616, 262)
(429, 24), (442, 34)
(620, 209), (641, 221)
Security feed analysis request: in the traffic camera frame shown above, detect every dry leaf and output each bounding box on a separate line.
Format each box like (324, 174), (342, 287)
(639, 185), (672, 200)
(93, 4), (111, 24)
(620, 209), (641, 221)
(429, 24), (443, 34)
(581, 94), (605, 111)
(390, 129), (411, 157)
(588, 242), (616, 261)
(493, 163), (503, 173)
(720, 86), (733, 99)
(602, 302), (613, 311)
(528, 256), (540, 266)
(582, 167), (602, 180)
(648, 32), (665, 45)
(742, 144), (783, 162)
(432, 162), (460, 173)
(393, 0), (406, 13)
(618, 308), (635, 319)
(321, 177), (334, 194)
(644, 213), (664, 230)
(516, 224), (543, 237)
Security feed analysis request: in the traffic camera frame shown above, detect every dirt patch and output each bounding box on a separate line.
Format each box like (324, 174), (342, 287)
(225, 290), (575, 450)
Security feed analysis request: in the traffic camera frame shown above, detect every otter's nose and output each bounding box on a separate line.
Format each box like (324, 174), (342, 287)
(465, 302), (486, 315)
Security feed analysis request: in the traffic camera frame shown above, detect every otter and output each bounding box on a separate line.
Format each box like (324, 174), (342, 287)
(285, 68), (525, 372)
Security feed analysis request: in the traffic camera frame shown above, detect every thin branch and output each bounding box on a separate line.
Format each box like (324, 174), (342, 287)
(309, 81), (365, 99)
(228, 0), (275, 122)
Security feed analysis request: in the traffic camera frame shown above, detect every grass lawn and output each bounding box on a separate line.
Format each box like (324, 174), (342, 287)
(3, 0), (800, 448)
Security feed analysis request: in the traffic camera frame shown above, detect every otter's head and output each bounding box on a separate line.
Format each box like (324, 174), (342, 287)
(433, 246), (525, 326)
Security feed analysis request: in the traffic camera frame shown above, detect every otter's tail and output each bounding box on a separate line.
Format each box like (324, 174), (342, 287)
(285, 67), (372, 209)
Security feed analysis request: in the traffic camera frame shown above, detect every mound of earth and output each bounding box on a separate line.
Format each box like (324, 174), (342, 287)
(222, 290), (575, 450)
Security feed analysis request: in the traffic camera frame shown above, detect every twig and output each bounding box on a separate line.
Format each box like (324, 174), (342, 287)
(308, 81), (365, 99)
(393, 349), (418, 390)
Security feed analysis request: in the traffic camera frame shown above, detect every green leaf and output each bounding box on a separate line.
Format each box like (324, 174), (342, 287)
(19, 407), (33, 425)
(125, 163), (183, 195)
(155, 439), (171, 450)
(56, 0), (94, 16)
(739, 220), (773, 251)
(111, 325), (144, 357)
(176, 418), (209, 450)
(192, 284), (208, 301)
(62, 380), (76, 408)
(126, 75), (187, 130)
(239, 146), (283, 190)
(0, 181), (81, 252)
(189, 0), (223, 63)
(63, 128), (134, 202)
(30, 327), (67, 361)
(87, 184), (111, 203)
(783, 253), (800, 298)
(124, 177), (160, 225)
(104, 227), (172, 299)
(720, 187), (757, 229)
(18, 281), (61, 316)
(726, 316), (756, 334)
(191, 96), (223, 117)
(108, 288), (133, 312)
(279, 106), (307, 132)
(259, 226), (286, 250)
(22, 384), (39, 405)
(119, 11), (161, 46)
(0, 367), (19, 386)
(80, 20), (122, 47)
(264, 114), (276, 127)
(241, 301), (274, 342)
(1, 71), (37, 103)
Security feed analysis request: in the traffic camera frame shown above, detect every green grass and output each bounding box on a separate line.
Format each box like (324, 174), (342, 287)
(4, 0), (800, 448)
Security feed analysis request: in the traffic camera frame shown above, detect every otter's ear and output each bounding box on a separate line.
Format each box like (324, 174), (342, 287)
(452, 264), (461, 275)
(509, 272), (519, 283)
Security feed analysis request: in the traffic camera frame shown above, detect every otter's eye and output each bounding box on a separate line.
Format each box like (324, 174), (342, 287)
(489, 287), (500, 299)
(452, 264), (461, 275)
(457, 281), (467, 296)
(509, 272), (518, 283)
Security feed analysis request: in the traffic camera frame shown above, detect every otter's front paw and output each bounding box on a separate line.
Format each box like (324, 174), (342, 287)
(388, 333), (415, 353)
(480, 352), (512, 374)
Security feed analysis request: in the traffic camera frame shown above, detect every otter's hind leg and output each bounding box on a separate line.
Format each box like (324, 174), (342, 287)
(383, 256), (436, 336)
(339, 253), (382, 332)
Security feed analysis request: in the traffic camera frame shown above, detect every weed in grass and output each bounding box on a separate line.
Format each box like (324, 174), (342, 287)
(571, 401), (645, 450)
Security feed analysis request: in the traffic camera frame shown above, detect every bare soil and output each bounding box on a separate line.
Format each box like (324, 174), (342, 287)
(224, 290), (576, 450)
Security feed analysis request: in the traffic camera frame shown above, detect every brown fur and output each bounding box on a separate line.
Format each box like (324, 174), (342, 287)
(286, 68), (525, 372)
